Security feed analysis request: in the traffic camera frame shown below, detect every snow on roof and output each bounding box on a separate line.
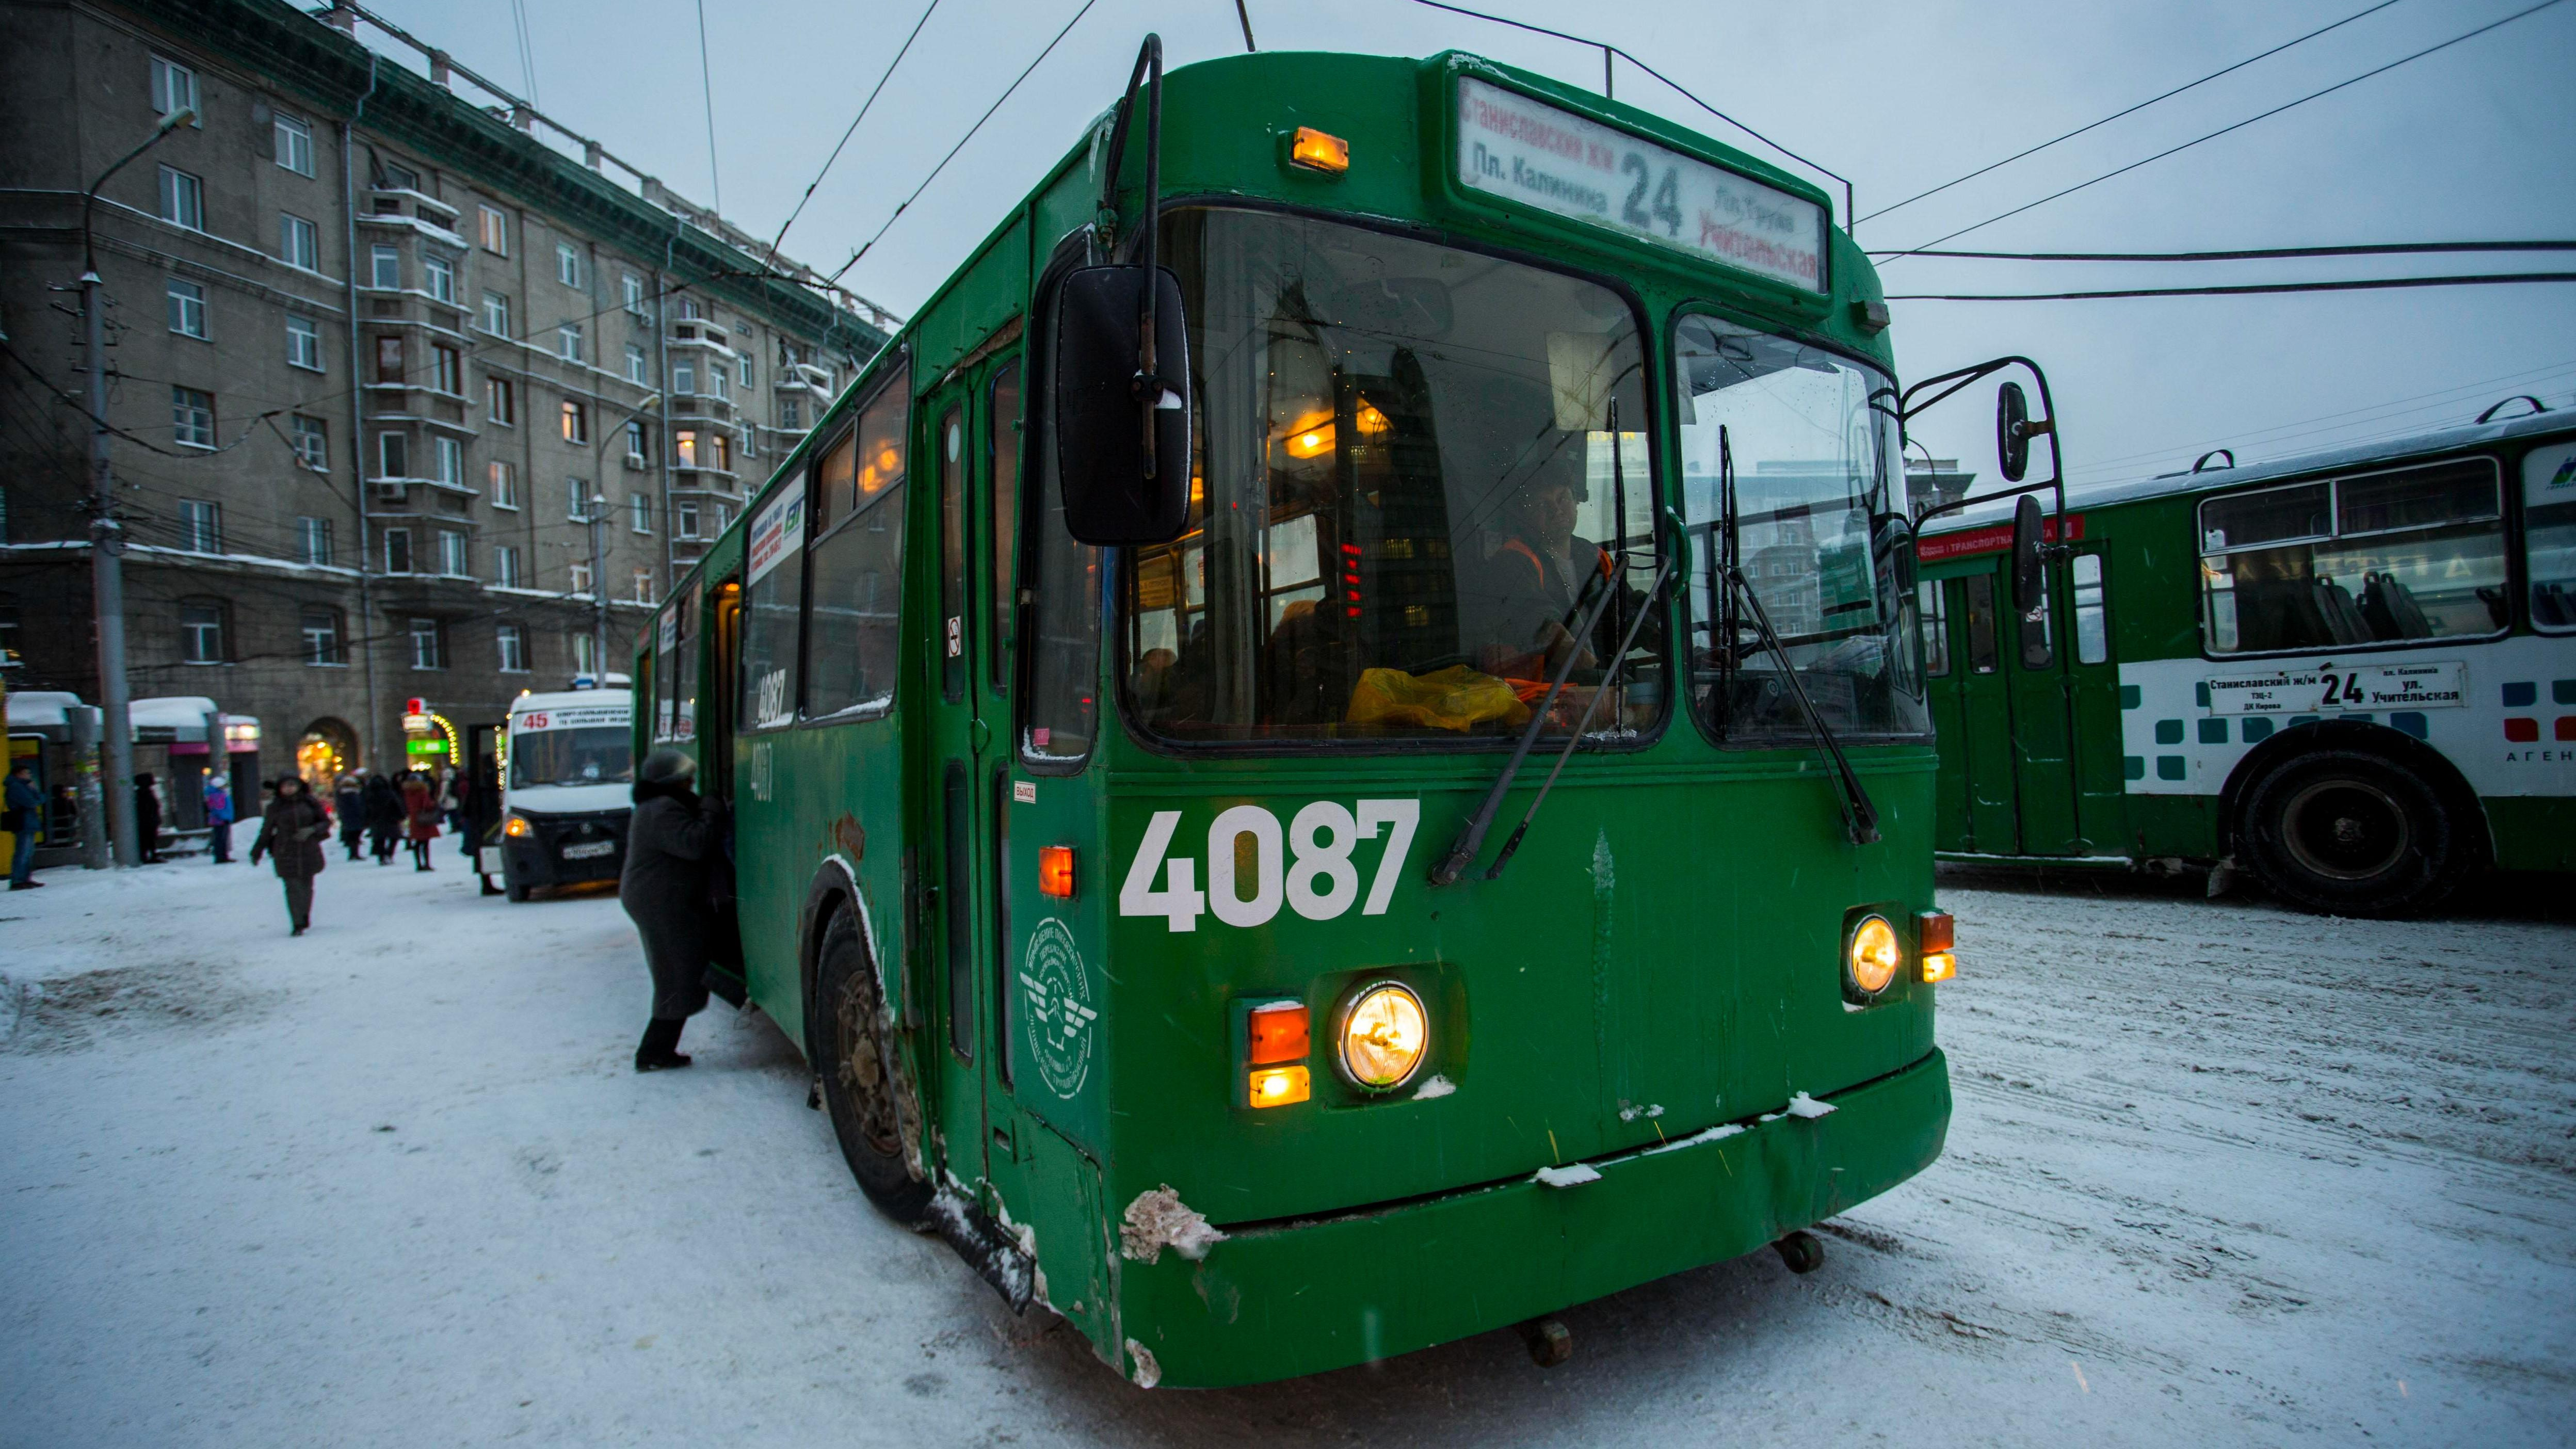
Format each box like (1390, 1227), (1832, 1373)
(509, 689), (633, 714)
(6, 690), (85, 729)
(1922, 407), (2572, 536)
(129, 697), (223, 731)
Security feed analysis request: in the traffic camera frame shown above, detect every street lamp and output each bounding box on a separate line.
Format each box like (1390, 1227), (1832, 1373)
(81, 104), (195, 869)
(588, 391), (659, 681)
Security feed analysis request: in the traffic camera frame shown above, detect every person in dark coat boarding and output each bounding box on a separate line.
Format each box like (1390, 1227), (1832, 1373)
(248, 775), (329, 935)
(621, 748), (721, 1071)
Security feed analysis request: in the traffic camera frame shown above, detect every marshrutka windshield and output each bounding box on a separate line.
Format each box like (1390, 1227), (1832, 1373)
(509, 726), (632, 790)
(1125, 207), (1662, 744)
(1672, 316), (1929, 741)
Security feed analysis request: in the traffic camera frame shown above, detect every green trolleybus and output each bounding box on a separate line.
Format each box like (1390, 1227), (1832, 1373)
(637, 40), (1987, 1386)
(1916, 407), (2576, 916)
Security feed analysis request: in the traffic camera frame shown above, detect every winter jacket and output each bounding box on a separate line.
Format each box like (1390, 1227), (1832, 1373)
(5, 774), (41, 833)
(250, 791), (329, 879)
(133, 783), (162, 849)
(401, 778), (441, 841)
(620, 780), (719, 1019)
(363, 779), (403, 835)
(204, 783), (233, 826)
(335, 786), (365, 836)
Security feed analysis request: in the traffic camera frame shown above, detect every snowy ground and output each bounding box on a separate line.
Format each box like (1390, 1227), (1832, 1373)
(3, 851), (2570, 1447)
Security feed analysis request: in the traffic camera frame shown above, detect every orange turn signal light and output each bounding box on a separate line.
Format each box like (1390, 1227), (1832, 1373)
(1289, 126), (1349, 174)
(1039, 845), (1075, 898)
(1248, 1001), (1309, 1066)
(1922, 952), (1956, 984)
(1917, 910), (1954, 954)
(1249, 1065), (1311, 1107)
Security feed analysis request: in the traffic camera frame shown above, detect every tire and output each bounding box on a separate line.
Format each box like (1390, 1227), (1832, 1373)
(813, 907), (931, 1222)
(505, 880), (530, 903)
(2236, 748), (2471, 917)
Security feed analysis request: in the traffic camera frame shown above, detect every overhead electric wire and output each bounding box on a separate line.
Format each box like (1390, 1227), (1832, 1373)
(693, 0), (723, 215)
(1857, 0), (2407, 226)
(1873, 240), (2576, 263)
(827, 0), (1098, 285)
(766, 0), (943, 264)
(1877, 0), (2572, 263)
(1887, 271), (2576, 301)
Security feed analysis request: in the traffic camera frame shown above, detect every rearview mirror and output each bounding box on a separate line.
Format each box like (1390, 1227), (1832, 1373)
(2010, 494), (2046, 618)
(1053, 265), (1192, 545)
(1996, 382), (2031, 482)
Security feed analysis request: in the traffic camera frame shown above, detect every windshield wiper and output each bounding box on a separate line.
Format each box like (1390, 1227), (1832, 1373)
(1717, 425), (1881, 847)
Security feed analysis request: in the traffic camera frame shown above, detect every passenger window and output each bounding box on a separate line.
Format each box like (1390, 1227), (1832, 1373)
(739, 446), (827, 731)
(2523, 442), (2576, 633)
(804, 384), (909, 717)
(938, 406), (966, 702)
(987, 362), (1022, 690)
(2020, 562), (2052, 670)
(2071, 554), (2107, 665)
(1963, 574), (1999, 674)
(655, 582), (700, 741)
(2199, 460), (2504, 654)
(1918, 579), (1950, 677)
(1026, 327), (1099, 764)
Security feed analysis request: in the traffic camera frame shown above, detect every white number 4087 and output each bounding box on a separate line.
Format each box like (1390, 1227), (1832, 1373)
(1118, 800), (1421, 931)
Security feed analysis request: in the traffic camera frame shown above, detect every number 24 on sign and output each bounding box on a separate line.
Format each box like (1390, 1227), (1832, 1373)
(1120, 800), (1421, 931)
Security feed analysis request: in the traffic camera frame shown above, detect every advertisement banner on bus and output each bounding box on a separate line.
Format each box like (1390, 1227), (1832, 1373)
(746, 486), (806, 586)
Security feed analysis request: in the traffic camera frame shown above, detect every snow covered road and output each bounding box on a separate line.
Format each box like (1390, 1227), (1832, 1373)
(3, 856), (2569, 1446)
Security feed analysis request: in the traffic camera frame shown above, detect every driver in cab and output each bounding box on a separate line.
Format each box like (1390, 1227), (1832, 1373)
(1475, 476), (1613, 686)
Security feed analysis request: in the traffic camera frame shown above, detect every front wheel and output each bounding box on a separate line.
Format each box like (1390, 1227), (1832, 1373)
(814, 907), (931, 1222)
(2237, 749), (2471, 917)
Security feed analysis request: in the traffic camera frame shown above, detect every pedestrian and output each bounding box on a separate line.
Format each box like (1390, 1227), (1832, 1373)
(248, 774), (328, 936)
(621, 748), (721, 1071)
(6, 762), (45, 891)
(203, 772), (234, 864)
(133, 772), (163, 863)
(335, 775), (366, 861)
(401, 771), (439, 871)
(364, 774), (402, 864)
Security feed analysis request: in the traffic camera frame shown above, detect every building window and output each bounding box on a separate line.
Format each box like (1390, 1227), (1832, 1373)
(438, 528), (469, 577)
(624, 419), (649, 466)
(280, 213), (319, 271)
(672, 359), (695, 396)
(432, 434), (464, 487)
(375, 333), (404, 383)
(708, 364), (730, 403)
(171, 386), (215, 448)
(369, 244), (400, 290)
(739, 424), (756, 461)
(497, 622), (528, 672)
(625, 344), (648, 385)
(482, 291), (510, 337)
(432, 344), (462, 395)
(560, 400), (588, 444)
(296, 515), (332, 566)
(710, 432), (731, 472)
(300, 607), (343, 665)
(408, 617), (446, 670)
(286, 314), (323, 371)
(489, 460), (518, 508)
(384, 527), (412, 574)
(376, 431), (409, 479)
(273, 112), (314, 176)
(180, 600), (227, 663)
(674, 428), (698, 467)
(167, 278), (206, 338)
(478, 205), (508, 254)
(177, 498), (220, 553)
(676, 296), (701, 321)
(423, 251), (455, 304)
(738, 355), (754, 389)
(567, 478), (592, 521)
(633, 568), (655, 603)
(289, 414), (329, 471)
(780, 397), (801, 431)
(495, 544), (521, 588)
(558, 323), (584, 363)
(486, 376), (514, 425)
(573, 632), (600, 676)
(379, 161), (418, 191)
(631, 492), (652, 534)
(676, 497), (701, 539)
(150, 56), (199, 120)
(569, 560), (593, 595)
(157, 166), (203, 231)
(556, 243), (583, 288)
(622, 273), (646, 315)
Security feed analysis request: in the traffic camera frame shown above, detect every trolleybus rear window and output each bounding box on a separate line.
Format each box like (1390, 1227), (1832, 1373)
(2198, 459), (2505, 655)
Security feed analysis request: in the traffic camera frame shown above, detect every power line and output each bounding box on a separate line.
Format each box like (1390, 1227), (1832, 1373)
(1878, 0), (2572, 263)
(827, 0), (1099, 286)
(1857, 0), (2407, 226)
(768, 0), (943, 263)
(694, 0), (723, 215)
(1873, 240), (2576, 263)
(1887, 271), (2576, 301)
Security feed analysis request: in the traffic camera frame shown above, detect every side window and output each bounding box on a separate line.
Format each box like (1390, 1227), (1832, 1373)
(987, 361), (1022, 693)
(1025, 335), (1100, 766)
(1918, 579), (1951, 677)
(2523, 442), (2576, 632)
(1963, 573), (1999, 674)
(2199, 460), (2505, 654)
(740, 462), (818, 731)
(803, 384), (908, 717)
(938, 405), (967, 702)
(2071, 553), (2109, 665)
(2020, 562), (2052, 670)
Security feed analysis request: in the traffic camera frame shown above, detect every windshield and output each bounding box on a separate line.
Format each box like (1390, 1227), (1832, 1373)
(1672, 315), (1928, 741)
(1124, 208), (1661, 745)
(509, 726), (632, 790)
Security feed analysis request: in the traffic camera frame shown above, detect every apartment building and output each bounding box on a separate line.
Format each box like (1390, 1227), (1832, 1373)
(0, 0), (886, 781)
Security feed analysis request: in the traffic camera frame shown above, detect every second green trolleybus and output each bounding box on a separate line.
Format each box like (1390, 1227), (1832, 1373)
(637, 39), (2003, 1386)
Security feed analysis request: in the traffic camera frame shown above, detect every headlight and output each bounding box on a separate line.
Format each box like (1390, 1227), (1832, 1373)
(1847, 915), (1901, 997)
(503, 812), (533, 838)
(1337, 982), (1427, 1090)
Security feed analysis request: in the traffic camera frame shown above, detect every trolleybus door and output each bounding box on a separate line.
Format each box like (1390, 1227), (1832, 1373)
(705, 578), (747, 992)
(1955, 573), (2022, 851)
(2002, 557), (2083, 855)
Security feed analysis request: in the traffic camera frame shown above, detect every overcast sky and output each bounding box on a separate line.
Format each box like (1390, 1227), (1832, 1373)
(362, 0), (2576, 495)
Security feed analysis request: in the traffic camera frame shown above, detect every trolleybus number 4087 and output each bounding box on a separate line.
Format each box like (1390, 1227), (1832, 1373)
(1118, 799), (1420, 931)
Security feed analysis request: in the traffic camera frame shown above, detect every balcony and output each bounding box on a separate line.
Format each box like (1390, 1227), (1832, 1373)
(360, 187), (466, 248)
(667, 320), (735, 357)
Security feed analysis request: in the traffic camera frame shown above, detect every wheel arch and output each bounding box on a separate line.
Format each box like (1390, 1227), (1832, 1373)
(796, 856), (881, 1061)
(2216, 719), (2493, 866)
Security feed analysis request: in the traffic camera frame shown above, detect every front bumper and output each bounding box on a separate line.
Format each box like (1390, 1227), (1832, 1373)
(1117, 1047), (1951, 1387)
(496, 809), (629, 890)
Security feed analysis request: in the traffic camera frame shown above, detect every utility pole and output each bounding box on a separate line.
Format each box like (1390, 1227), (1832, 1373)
(81, 105), (194, 868)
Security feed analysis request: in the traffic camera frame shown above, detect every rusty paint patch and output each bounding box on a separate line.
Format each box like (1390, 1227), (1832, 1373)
(833, 814), (865, 862)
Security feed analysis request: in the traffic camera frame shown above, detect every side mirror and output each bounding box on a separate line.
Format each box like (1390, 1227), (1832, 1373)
(1996, 382), (2031, 482)
(1053, 265), (1192, 545)
(1876, 512), (1918, 597)
(2010, 494), (2046, 618)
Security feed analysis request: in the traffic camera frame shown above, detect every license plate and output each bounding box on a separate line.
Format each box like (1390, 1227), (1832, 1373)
(561, 840), (614, 860)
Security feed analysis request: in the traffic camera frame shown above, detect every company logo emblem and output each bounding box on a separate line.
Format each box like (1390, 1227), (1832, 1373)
(2552, 455), (2576, 489)
(1018, 917), (1096, 1099)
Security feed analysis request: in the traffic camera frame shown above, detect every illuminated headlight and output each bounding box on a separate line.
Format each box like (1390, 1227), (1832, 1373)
(1336, 983), (1427, 1090)
(503, 812), (533, 839)
(1847, 915), (1901, 998)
